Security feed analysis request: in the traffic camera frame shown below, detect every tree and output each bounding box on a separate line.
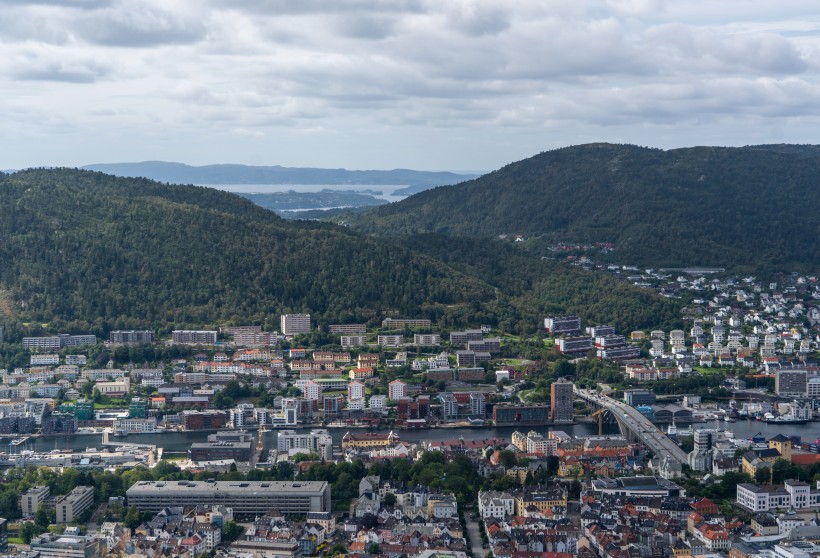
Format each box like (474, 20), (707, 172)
(20, 522), (37, 544)
(383, 492), (397, 507)
(755, 466), (771, 484)
(35, 506), (50, 528)
(222, 520), (243, 542)
(368, 544), (381, 554)
(497, 450), (518, 469)
(124, 506), (142, 529)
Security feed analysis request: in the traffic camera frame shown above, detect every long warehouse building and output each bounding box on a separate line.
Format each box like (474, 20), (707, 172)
(126, 480), (331, 517)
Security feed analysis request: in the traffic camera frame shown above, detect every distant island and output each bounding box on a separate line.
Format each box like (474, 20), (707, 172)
(82, 161), (478, 188)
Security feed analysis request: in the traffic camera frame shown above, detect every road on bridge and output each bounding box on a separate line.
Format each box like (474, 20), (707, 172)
(575, 387), (688, 465)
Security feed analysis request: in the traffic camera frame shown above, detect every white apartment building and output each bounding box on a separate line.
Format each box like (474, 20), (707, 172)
(369, 395), (387, 410)
(30, 354), (59, 366)
(388, 380), (406, 400)
(348, 380), (365, 400)
(737, 480), (820, 513)
(280, 314), (311, 336)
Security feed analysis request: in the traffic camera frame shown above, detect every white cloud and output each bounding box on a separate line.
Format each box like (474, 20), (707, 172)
(1, 0), (819, 169)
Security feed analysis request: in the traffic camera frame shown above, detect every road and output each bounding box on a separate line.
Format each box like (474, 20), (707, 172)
(575, 387), (688, 465)
(464, 512), (487, 558)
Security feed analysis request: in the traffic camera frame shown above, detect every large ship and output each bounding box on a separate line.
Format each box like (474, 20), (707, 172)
(764, 401), (812, 424)
(765, 415), (809, 425)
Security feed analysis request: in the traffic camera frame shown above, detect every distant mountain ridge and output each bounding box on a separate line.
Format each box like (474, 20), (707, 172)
(349, 143), (820, 272)
(82, 161), (477, 187)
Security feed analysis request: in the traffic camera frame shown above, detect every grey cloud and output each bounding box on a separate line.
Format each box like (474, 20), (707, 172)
(1, 0), (110, 8)
(443, 3), (511, 37)
(647, 24), (808, 75)
(207, 0), (425, 16)
(74, 4), (207, 47)
(334, 15), (397, 40)
(13, 58), (110, 82)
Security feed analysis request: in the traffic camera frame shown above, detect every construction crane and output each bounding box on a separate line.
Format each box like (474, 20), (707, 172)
(590, 408), (609, 435)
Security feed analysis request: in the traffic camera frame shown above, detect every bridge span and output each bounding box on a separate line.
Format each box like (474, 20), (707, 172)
(574, 387), (687, 472)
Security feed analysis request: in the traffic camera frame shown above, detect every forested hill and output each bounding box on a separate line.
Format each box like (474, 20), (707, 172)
(349, 143), (820, 271)
(83, 161), (476, 187)
(0, 169), (495, 334)
(0, 169), (682, 336)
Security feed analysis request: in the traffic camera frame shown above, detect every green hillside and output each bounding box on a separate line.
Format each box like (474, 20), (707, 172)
(0, 169), (495, 335)
(350, 143), (820, 271)
(0, 169), (681, 337)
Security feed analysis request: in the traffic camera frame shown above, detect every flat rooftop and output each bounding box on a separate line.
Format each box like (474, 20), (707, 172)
(128, 480), (328, 493)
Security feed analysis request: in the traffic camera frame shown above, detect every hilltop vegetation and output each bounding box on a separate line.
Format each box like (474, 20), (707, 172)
(0, 169), (494, 335)
(349, 143), (820, 272)
(0, 169), (681, 337)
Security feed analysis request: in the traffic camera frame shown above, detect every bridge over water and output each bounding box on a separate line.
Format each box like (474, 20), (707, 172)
(574, 387), (688, 475)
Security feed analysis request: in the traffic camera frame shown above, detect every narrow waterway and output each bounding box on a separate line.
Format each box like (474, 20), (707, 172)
(2, 418), (816, 455)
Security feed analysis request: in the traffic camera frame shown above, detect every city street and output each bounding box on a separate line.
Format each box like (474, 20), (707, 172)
(465, 512), (487, 558)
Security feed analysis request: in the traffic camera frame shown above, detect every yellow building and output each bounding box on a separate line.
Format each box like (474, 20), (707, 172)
(768, 435), (792, 461)
(341, 430), (399, 449)
(515, 487), (568, 516)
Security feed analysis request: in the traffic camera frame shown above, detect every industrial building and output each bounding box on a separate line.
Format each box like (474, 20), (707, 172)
(126, 480), (331, 518)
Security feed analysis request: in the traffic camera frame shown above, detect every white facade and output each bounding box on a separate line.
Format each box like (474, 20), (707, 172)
(388, 381), (406, 400)
(302, 380), (321, 401)
(478, 490), (515, 520)
(280, 314), (311, 336)
(737, 480), (820, 512)
(369, 395), (387, 409)
(347, 381), (365, 400)
(31, 354), (59, 366)
(113, 417), (158, 433)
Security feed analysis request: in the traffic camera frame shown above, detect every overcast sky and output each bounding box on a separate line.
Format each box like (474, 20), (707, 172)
(2, 0), (820, 171)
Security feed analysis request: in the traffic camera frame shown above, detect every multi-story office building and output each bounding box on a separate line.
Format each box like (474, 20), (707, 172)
(413, 333), (441, 346)
(348, 380), (365, 400)
(189, 431), (254, 463)
(30, 354), (60, 366)
(23, 334), (96, 350)
(113, 418), (158, 433)
(543, 316), (581, 335)
(126, 480), (331, 517)
(29, 533), (104, 558)
(737, 480), (820, 512)
(172, 330), (218, 345)
(280, 314), (311, 336)
(623, 389), (657, 406)
(775, 369), (808, 396)
(587, 325), (616, 337)
(21, 485), (50, 515)
(493, 404), (549, 426)
(221, 325), (262, 336)
(341, 335), (367, 348)
(470, 392), (486, 418)
(55, 486), (95, 523)
(377, 335), (403, 347)
(329, 324), (366, 334)
(550, 379), (574, 423)
(449, 330), (483, 345)
(388, 380), (407, 401)
(381, 318), (431, 329)
(109, 330), (155, 345)
(556, 336), (593, 355)
(277, 429), (333, 454)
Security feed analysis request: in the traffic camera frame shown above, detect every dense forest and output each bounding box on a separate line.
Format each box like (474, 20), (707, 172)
(347, 143), (820, 272)
(0, 169), (681, 338)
